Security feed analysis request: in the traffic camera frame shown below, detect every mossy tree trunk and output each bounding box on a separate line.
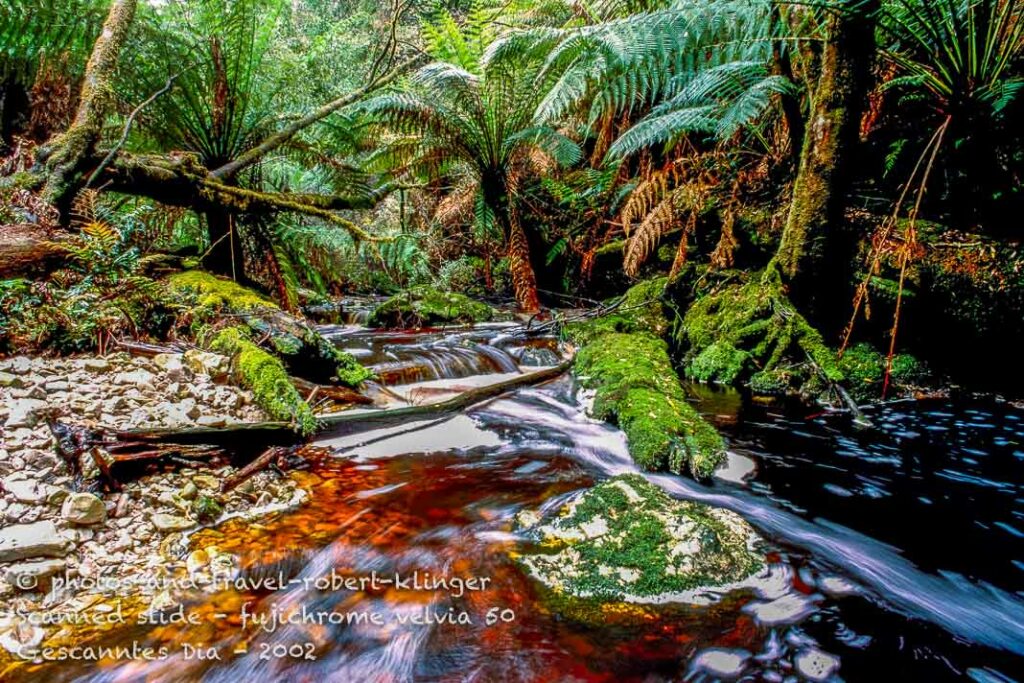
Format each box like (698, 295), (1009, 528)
(36, 0), (138, 217)
(775, 0), (880, 296)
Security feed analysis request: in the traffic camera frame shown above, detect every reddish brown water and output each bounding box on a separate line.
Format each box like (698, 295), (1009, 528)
(11, 325), (1024, 682)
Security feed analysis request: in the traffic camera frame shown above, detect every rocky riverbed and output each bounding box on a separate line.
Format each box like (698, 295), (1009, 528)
(0, 352), (305, 657)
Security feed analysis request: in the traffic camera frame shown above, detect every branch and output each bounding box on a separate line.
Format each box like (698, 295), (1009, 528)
(209, 54), (424, 181)
(85, 72), (180, 188)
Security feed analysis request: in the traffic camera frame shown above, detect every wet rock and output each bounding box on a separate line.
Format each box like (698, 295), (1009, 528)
(5, 559), (66, 591)
(0, 521), (69, 562)
(150, 513), (196, 533)
(691, 648), (750, 679)
(61, 492), (107, 525)
(515, 474), (763, 611)
(0, 371), (23, 388)
(794, 648), (840, 682)
(517, 347), (562, 367)
(183, 350), (229, 378)
(4, 398), (46, 429)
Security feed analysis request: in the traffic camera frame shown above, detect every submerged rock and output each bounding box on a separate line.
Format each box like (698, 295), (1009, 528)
(368, 287), (494, 329)
(515, 474), (763, 612)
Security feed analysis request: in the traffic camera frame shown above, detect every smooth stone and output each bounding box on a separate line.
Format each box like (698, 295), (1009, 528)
(113, 370), (156, 386)
(151, 513), (196, 532)
(179, 482), (199, 501)
(795, 648), (841, 682)
(4, 399), (46, 429)
(2, 476), (47, 504)
(44, 380), (70, 392)
(0, 372), (23, 388)
(196, 415), (227, 428)
(0, 521), (69, 562)
(182, 350), (229, 378)
(691, 648), (749, 679)
(83, 358), (111, 372)
(5, 558), (66, 590)
(61, 492), (107, 525)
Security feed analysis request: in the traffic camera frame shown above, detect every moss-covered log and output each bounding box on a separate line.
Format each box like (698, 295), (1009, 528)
(567, 279), (726, 478)
(168, 271), (371, 387)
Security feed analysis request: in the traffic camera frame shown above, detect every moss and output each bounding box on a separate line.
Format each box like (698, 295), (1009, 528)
(677, 269), (843, 394)
(515, 474), (763, 613)
(687, 342), (750, 384)
(838, 342), (929, 401)
(748, 369), (794, 395)
(170, 270), (370, 388)
(368, 286), (494, 328)
(191, 495), (223, 523)
(167, 270), (278, 312)
(571, 326), (725, 478)
(210, 326), (317, 435)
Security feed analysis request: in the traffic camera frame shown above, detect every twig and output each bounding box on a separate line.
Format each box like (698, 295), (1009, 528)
(85, 73), (181, 188)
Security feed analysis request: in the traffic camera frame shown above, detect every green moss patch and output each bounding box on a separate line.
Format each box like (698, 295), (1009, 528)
(838, 342), (929, 401)
(368, 286), (494, 328)
(168, 270), (278, 312)
(210, 326), (317, 435)
(567, 279), (725, 479)
(678, 269), (842, 394)
(515, 474), (763, 610)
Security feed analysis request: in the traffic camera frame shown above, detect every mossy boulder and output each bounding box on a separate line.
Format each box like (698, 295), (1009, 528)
(367, 286), (494, 328)
(837, 342), (929, 401)
(515, 474), (763, 617)
(567, 279), (725, 478)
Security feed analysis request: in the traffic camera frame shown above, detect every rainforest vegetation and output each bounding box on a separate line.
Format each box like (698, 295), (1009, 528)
(2, 0), (1023, 456)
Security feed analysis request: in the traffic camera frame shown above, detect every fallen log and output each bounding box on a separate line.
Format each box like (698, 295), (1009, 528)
(46, 359), (573, 489)
(290, 377), (374, 406)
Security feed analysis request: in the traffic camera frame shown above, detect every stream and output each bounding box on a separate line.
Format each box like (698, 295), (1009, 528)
(18, 322), (1024, 682)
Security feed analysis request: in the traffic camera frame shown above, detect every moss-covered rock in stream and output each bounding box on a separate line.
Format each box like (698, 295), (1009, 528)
(367, 286), (495, 328)
(514, 474), (763, 621)
(168, 270), (371, 388)
(566, 278), (725, 478)
(837, 343), (930, 402)
(676, 269), (843, 397)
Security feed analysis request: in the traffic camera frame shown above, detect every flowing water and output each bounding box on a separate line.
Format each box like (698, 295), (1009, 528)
(17, 324), (1024, 682)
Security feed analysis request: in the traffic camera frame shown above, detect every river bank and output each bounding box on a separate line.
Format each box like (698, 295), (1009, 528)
(0, 351), (305, 657)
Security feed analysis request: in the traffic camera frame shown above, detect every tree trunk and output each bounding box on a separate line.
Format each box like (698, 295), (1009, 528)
(202, 205), (247, 282)
(775, 0), (880, 291)
(36, 0), (138, 216)
(506, 205), (541, 313)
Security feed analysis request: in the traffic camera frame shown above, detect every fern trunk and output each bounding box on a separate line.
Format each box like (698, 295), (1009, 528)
(775, 0), (880, 291)
(506, 206), (541, 313)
